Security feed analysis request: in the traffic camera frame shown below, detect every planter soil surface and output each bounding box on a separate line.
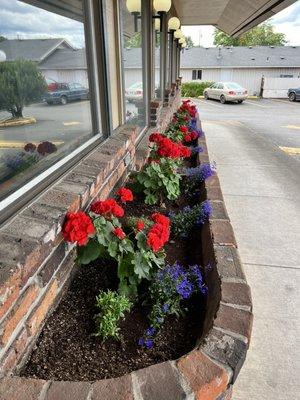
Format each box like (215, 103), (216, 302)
(21, 177), (206, 381)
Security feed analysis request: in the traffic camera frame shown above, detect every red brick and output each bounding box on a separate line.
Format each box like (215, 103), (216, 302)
(214, 304), (253, 346)
(0, 285), (39, 346)
(201, 328), (247, 383)
(221, 282), (252, 309)
(14, 328), (29, 354)
(134, 362), (186, 400)
(2, 216), (53, 242)
(211, 201), (229, 220)
(39, 189), (80, 213)
(211, 220), (237, 247)
(177, 350), (230, 400)
(27, 280), (58, 336)
(56, 181), (90, 208)
(214, 245), (246, 281)
(46, 381), (91, 400)
(1, 348), (18, 372)
(205, 174), (221, 188)
(0, 268), (21, 320)
(0, 377), (46, 400)
(91, 374), (133, 400)
(38, 242), (66, 286)
(206, 186), (224, 202)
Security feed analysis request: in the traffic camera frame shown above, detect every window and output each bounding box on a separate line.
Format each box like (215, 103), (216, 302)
(154, 22), (161, 99)
(121, 0), (146, 130)
(0, 0), (101, 216)
(217, 83), (224, 89)
(192, 69), (202, 80)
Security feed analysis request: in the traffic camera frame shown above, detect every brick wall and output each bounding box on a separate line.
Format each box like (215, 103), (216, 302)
(0, 89), (182, 377)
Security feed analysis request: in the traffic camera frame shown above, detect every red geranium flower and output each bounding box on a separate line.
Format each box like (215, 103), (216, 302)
(149, 132), (163, 143)
(90, 199), (124, 218)
(191, 131), (199, 140)
(184, 133), (192, 142)
(117, 187), (133, 203)
(113, 227), (126, 240)
(136, 220), (145, 231)
(146, 213), (170, 252)
(62, 211), (95, 246)
(179, 126), (188, 133)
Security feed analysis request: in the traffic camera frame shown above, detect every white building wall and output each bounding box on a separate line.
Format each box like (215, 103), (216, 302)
(181, 67), (300, 95)
(41, 69), (88, 87)
(124, 68), (160, 89)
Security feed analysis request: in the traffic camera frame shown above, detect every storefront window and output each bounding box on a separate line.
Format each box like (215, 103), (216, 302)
(0, 0), (94, 202)
(121, 0), (146, 129)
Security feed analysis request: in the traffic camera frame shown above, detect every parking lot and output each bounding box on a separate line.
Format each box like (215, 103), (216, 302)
(196, 97), (300, 155)
(197, 97), (300, 400)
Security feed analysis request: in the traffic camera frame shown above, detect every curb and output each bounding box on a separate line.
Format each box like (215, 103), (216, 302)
(0, 117), (36, 128)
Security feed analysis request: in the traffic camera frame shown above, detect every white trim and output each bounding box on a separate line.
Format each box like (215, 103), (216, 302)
(0, 135), (101, 212)
(180, 66), (300, 69)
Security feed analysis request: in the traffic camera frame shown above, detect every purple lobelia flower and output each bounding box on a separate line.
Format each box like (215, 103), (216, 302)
(176, 278), (194, 299)
(145, 339), (154, 349)
(146, 327), (156, 336)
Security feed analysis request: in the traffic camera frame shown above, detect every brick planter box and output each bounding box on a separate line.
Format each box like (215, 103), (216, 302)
(0, 94), (252, 399)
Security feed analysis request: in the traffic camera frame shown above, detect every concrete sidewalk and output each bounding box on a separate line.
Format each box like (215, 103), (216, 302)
(202, 119), (300, 400)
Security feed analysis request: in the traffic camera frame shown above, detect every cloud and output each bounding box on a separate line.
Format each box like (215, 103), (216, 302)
(0, 0), (85, 47)
(271, 1), (300, 24)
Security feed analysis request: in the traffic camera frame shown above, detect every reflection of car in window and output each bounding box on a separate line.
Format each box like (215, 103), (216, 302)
(44, 82), (89, 105)
(288, 87), (300, 102)
(125, 82), (143, 103)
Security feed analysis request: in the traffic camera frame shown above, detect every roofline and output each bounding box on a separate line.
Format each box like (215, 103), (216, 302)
(180, 66), (300, 69)
(39, 39), (74, 62)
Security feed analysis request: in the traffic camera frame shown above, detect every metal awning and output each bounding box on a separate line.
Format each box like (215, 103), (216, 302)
(173, 0), (297, 36)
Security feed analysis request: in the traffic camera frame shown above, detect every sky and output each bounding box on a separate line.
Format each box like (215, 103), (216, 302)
(0, 0), (300, 48)
(182, 1), (300, 47)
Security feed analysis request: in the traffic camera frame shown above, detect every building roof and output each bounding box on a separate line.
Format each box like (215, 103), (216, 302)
(0, 38), (73, 62)
(181, 46), (300, 69)
(39, 48), (87, 69)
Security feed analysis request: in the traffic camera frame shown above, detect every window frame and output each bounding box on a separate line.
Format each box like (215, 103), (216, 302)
(0, 0), (111, 226)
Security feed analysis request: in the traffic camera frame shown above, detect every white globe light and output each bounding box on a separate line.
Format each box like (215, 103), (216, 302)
(126, 0), (141, 13)
(0, 50), (6, 62)
(153, 0), (171, 13)
(181, 42), (187, 48)
(179, 37), (185, 44)
(154, 18), (161, 31)
(168, 17), (180, 31)
(174, 29), (183, 39)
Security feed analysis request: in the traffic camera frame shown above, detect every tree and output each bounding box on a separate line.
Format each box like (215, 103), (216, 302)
(0, 59), (46, 118)
(0, 36), (6, 42)
(185, 36), (194, 48)
(213, 22), (287, 47)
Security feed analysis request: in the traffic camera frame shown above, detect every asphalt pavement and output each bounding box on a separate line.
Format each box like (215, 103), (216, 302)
(0, 100), (93, 145)
(195, 98), (300, 400)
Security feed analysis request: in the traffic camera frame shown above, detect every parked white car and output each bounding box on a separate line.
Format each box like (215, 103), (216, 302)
(125, 82), (143, 102)
(204, 82), (248, 104)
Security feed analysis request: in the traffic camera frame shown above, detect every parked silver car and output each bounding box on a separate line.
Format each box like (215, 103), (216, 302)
(204, 82), (248, 104)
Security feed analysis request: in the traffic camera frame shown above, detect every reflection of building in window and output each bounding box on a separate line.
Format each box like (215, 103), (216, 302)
(0, 0), (93, 202)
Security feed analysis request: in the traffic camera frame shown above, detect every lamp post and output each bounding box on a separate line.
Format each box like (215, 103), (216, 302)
(168, 17), (180, 86)
(153, 0), (171, 100)
(126, 0), (141, 32)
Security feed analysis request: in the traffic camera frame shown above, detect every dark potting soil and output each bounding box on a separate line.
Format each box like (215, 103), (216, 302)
(21, 181), (206, 381)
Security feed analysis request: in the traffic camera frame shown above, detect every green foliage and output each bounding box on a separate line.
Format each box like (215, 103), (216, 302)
(78, 214), (166, 297)
(124, 32), (142, 48)
(0, 36), (6, 43)
(0, 59), (46, 118)
(181, 82), (214, 98)
(213, 23), (287, 47)
(185, 36), (194, 48)
(94, 290), (132, 341)
(136, 158), (181, 205)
